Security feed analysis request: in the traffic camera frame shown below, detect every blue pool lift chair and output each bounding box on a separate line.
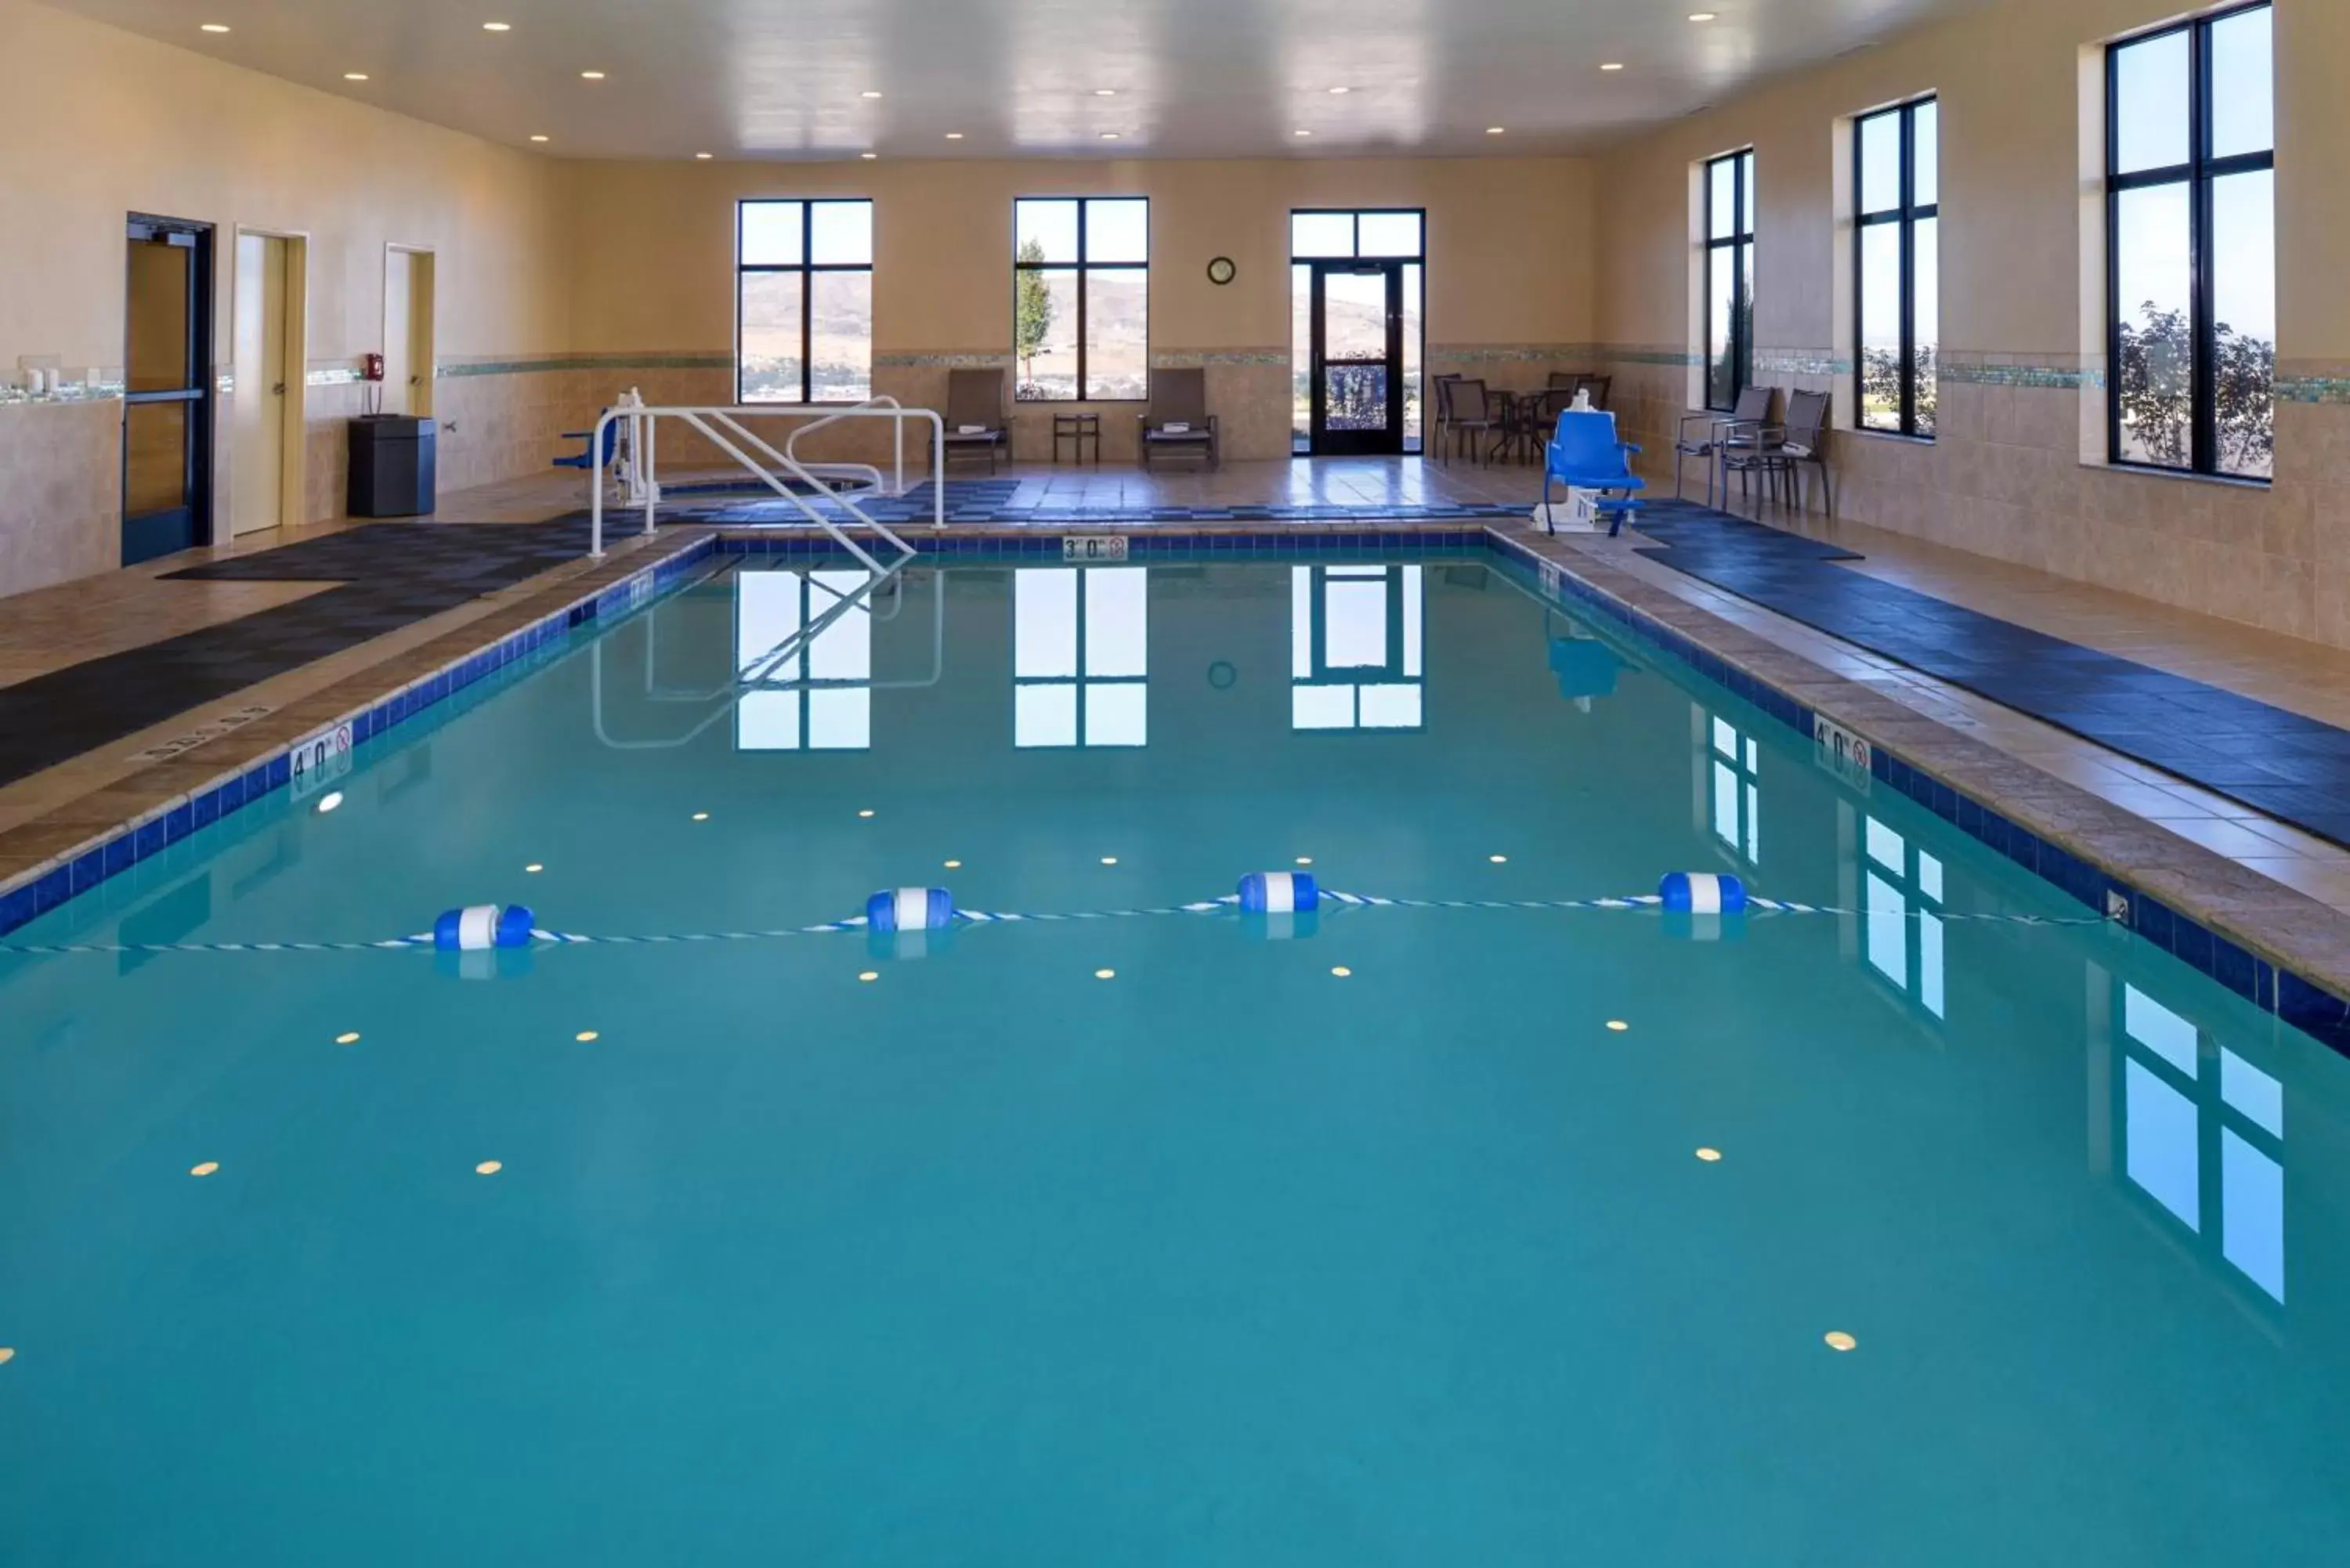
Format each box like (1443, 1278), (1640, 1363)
(1542, 408), (1647, 537)
(553, 417), (620, 475)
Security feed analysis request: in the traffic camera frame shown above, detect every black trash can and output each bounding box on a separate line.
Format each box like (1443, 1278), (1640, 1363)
(347, 414), (437, 517)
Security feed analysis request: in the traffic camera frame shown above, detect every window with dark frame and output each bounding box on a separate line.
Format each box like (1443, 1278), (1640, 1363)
(736, 200), (874, 405)
(1704, 150), (1757, 412)
(1014, 197), (1150, 402)
(2106, 2), (2274, 479)
(1855, 98), (1939, 439)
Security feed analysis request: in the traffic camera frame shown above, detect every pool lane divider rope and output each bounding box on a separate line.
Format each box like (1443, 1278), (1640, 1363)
(0, 887), (2110, 959)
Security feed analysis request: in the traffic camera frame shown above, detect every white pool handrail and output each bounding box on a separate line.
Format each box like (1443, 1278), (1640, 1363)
(588, 401), (946, 559)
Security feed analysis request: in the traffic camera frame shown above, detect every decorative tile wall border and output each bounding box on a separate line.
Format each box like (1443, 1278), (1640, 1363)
(1938, 361), (2091, 389)
(0, 536), (719, 941)
(2275, 376), (2350, 406)
(0, 381), (122, 407)
(1755, 349), (1851, 378)
(1481, 526), (2350, 1055)
(873, 352), (1014, 369)
(1595, 345), (1701, 368)
(1152, 350), (1289, 368)
(437, 353), (735, 378)
(1429, 343), (1605, 364)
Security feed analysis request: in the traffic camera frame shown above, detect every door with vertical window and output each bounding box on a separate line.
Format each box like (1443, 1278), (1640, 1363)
(1310, 262), (1405, 456)
(122, 217), (213, 565)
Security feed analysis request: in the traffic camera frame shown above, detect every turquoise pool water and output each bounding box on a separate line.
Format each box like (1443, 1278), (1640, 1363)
(2, 554), (2342, 1565)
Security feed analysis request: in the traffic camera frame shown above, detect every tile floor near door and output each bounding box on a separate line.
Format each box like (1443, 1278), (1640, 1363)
(11, 455), (2350, 923)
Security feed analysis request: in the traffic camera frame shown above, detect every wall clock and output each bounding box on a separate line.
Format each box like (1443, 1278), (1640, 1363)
(1206, 256), (1237, 286)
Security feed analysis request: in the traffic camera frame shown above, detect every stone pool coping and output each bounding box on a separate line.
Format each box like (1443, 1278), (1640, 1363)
(3, 515), (2346, 1053)
(1488, 519), (2350, 1052)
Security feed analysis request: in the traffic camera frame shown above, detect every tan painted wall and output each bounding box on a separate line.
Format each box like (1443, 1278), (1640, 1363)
(567, 155), (1595, 354)
(560, 154), (1597, 463)
(0, 0), (570, 598)
(1590, 0), (2350, 646)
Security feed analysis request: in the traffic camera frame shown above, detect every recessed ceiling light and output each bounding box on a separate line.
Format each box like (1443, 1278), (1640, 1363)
(694, 151), (712, 159)
(861, 90), (883, 99)
(580, 70), (606, 80)
(483, 21), (512, 31)
(1328, 85), (1351, 95)
(1100, 132), (1121, 140)
(1487, 126), (1507, 135)
(860, 151), (878, 159)
(1690, 11), (1719, 20)
(530, 134), (549, 143)
(945, 132), (964, 139)
(1094, 89), (1118, 97)
(343, 73), (369, 81)
(1602, 62), (1626, 70)
(201, 23), (230, 33)
(1295, 129), (1313, 137)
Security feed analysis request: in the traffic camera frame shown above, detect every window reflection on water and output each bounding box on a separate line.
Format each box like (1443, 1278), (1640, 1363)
(1860, 814), (1944, 1019)
(1291, 566), (1424, 731)
(1014, 568), (1148, 748)
(2110, 977), (2286, 1303)
(735, 569), (874, 751)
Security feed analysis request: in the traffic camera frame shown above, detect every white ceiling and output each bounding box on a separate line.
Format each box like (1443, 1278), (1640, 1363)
(49, 0), (1985, 161)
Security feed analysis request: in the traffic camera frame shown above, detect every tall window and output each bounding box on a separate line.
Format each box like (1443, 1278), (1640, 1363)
(737, 201), (874, 404)
(1856, 98), (1940, 438)
(1704, 150), (1756, 411)
(1014, 198), (1149, 401)
(1288, 209), (1427, 453)
(2107, 3), (2274, 479)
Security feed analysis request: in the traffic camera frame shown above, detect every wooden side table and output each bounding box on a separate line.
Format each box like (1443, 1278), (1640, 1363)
(1053, 412), (1102, 467)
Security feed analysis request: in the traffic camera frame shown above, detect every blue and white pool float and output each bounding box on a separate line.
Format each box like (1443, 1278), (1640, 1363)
(868, 887), (956, 933)
(1658, 873), (1746, 916)
(1238, 872), (1318, 914)
(433, 905), (537, 952)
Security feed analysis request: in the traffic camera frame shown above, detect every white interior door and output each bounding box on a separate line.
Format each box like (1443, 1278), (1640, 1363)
(384, 248), (436, 417)
(230, 233), (288, 536)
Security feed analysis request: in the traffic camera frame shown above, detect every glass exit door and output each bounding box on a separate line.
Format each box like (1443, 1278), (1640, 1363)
(123, 217), (214, 565)
(1308, 262), (1406, 457)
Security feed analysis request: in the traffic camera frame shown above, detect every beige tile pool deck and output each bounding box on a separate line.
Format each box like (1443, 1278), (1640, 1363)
(6, 457), (2350, 1010)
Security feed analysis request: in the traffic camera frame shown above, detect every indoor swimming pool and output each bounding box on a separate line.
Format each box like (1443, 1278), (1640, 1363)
(2, 551), (2342, 1565)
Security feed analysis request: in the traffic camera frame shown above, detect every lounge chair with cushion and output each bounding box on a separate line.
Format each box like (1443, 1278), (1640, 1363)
(1137, 367), (1219, 470)
(940, 368), (1011, 474)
